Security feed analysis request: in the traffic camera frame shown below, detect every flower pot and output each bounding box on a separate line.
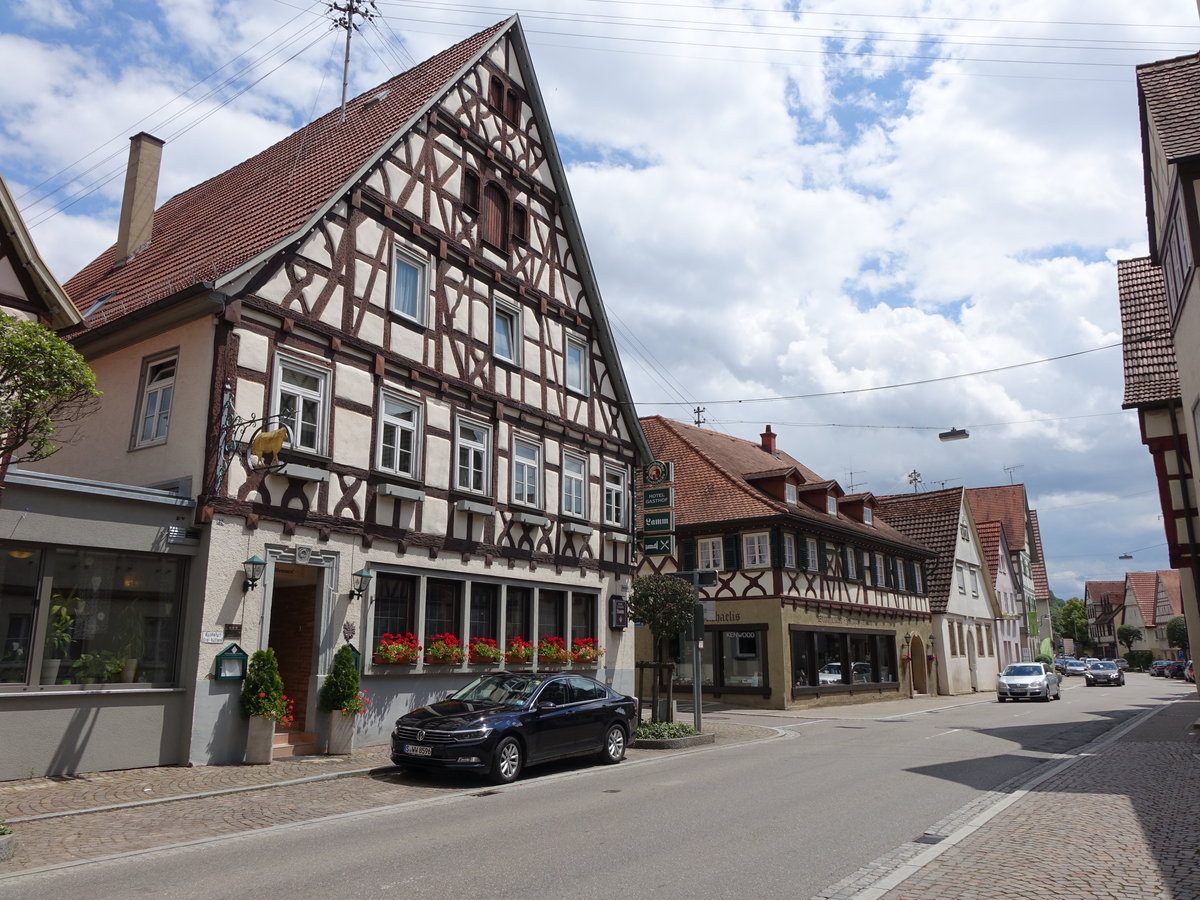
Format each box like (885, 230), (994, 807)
(40, 658), (61, 685)
(121, 659), (138, 683)
(245, 715), (275, 765)
(328, 710), (355, 755)
(424, 657), (462, 665)
(373, 653), (417, 665)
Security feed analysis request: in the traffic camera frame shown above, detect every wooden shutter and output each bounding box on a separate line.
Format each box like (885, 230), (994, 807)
(818, 540), (828, 573)
(680, 538), (696, 572)
(723, 534), (740, 571)
(482, 183), (508, 248)
(770, 528), (782, 568)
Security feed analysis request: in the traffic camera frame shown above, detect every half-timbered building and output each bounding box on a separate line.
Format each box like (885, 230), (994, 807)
(636, 416), (935, 709)
(11, 17), (648, 769)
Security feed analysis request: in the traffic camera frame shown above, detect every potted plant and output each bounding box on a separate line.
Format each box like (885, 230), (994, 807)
(41, 591), (77, 683)
(467, 637), (502, 665)
(536, 635), (569, 666)
(318, 644), (367, 754)
(374, 632), (420, 664)
(114, 605), (146, 683)
(425, 633), (464, 665)
(71, 650), (124, 685)
(570, 637), (605, 665)
(240, 648), (290, 764)
(504, 636), (534, 665)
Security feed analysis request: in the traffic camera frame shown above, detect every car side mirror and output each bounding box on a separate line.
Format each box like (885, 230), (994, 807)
(537, 700), (558, 710)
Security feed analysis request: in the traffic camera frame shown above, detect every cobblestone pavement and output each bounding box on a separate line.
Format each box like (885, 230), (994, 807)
(0, 722), (765, 876)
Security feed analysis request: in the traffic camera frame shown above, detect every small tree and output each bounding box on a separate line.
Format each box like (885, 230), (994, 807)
(0, 314), (99, 505)
(628, 573), (696, 723)
(240, 649), (285, 719)
(1117, 624), (1143, 656)
(1166, 615), (1189, 655)
(318, 644), (360, 713)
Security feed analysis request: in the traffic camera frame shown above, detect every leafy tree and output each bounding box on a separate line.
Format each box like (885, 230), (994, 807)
(1166, 615), (1189, 655)
(629, 573), (696, 723)
(318, 644), (360, 712)
(0, 314), (98, 504)
(1117, 624), (1143, 655)
(1056, 598), (1089, 652)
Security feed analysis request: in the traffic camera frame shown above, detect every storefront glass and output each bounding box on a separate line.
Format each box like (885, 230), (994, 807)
(791, 627), (899, 694)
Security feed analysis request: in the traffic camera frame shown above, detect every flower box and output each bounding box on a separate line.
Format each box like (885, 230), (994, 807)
(375, 633), (421, 664)
(424, 633), (465, 665)
(536, 635), (569, 665)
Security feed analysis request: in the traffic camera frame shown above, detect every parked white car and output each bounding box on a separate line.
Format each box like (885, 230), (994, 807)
(997, 663), (1061, 702)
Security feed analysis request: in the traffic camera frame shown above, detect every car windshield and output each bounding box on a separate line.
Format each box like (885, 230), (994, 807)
(1090, 662), (1116, 670)
(1004, 665), (1044, 677)
(450, 675), (542, 707)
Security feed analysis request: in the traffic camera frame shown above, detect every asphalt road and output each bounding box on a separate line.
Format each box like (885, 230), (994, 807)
(8, 676), (1179, 899)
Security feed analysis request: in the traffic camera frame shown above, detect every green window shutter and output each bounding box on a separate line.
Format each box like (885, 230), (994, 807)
(799, 535), (809, 570)
(886, 557), (897, 588)
(904, 560), (916, 590)
(818, 540), (828, 573)
(769, 528), (782, 568)
(723, 533), (740, 571)
(842, 546), (852, 576)
(680, 538), (696, 572)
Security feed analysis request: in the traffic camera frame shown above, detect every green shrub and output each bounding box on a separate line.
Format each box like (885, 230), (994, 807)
(1125, 650), (1153, 672)
(318, 644), (360, 713)
(636, 721), (699, 740)
(1034, 653), (1053, 667)
(240, 649), (284, 719)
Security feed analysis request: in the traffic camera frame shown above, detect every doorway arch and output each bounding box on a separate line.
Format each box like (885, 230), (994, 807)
(909, 635), (928, 694)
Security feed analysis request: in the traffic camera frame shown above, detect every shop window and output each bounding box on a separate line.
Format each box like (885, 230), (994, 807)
(721, 629), (765, 687)
(561, 452), (586, 518)
(0, 546), (42, 685)
(470, 583), (499, 642)
(425, 579), (462, 640)
(273, 357), (329, 454)
(373, 572), (416, 637)
(133, 354), (176, 448)
(506, 586), (532, 644)
(538, 589), (565, 639)
(570, 592), (597, 642)
(790, 627), (897, 693)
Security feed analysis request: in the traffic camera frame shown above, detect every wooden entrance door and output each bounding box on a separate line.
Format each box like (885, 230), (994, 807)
(267, 565), (320, 732)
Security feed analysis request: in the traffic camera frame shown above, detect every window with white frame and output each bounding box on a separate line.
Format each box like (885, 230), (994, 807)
(511, 437), (541, 507)
(783, 533), (796, 568)
(913, 565), (923, 593)
(844, 546), (856, 579)
(826, 496), (838, 516)
(897, 560), (906, 591)
(874, 552), (884, 585)
(969, 568), (979, 597)
(806, 538), (819, 571)
(565, 333), (588, 393)
(377, 393), (420, 477)
(743, 532), (769, 568)
(603, 466), (626, 526)
(455, 419), (491, 495)
(698, 537), (723, 572)
(786, 483), (798, 504)
(561, 452), (586, 517)
(391, 244), (428, 323)
(494, 302), (520, 364)
(864, 507), (873, 526)
(274, 357), (328, 454)
(133, 354), (177, 448)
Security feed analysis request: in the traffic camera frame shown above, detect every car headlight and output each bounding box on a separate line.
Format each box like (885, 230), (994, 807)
(452, 726), (493, 743)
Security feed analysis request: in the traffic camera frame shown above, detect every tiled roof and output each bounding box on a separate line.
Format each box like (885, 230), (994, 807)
(1118, 257), (1179, 408)
(62, 20), (509, 333)
(965, 485), (1029, 553)
(639, 416), (928, 551)
(873, 488), (965, 612)
(0, 174), (81, 328)
(1137, 53), (1200, 163)
(1126, 571), (1159, 626)
(1157, 569), (1183, 618)
(1029, 510), (1050, 602)
(1084, 580), (1125, 609)
(976, 520), (1004, 586)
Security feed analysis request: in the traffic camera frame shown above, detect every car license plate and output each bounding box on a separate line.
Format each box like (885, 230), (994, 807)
(403, 744), (432, 757)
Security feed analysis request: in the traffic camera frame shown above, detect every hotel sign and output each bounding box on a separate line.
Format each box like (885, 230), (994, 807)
(643, 535), (674, 555)
(643, 487), (673, 509)
(643, 511), (673, 533)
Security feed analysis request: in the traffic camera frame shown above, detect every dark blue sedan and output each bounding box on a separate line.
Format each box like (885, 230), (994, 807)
(391, 672), (637, 784)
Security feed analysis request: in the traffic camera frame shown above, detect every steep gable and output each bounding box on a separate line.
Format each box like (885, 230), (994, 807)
(1029, 510), (1050, 602)
(0, 174), (81, 327)
(1126, 571), (1159, 627)
(874, 487), (965, 612)
(966, 485), (1031, 553)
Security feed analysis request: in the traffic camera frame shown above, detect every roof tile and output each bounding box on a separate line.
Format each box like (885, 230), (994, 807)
(1117, 256), (1179, 407)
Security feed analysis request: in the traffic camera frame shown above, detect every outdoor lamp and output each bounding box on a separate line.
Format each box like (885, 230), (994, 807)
(242, 555), (266, 593)
(938, 428), (969, 442)
(348, 567), (372, 600)
(214, 643), (248, 680)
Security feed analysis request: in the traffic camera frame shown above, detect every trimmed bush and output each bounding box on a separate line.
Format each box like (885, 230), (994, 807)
(240, 648), (284, 719)
(318, 644), (361, 713)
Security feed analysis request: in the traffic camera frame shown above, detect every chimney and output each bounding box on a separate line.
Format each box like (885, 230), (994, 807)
(760, 425), (776, 455)
(113, 132), (165, 265)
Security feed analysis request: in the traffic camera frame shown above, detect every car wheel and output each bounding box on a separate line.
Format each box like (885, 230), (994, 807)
(997, 696), (1006, 702)
(489, 736), (523, 785)
(598, 723), (627, 764)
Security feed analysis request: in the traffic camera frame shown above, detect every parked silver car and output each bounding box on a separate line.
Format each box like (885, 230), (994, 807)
(997, 663), (1061, 702)
(1064, 659), (1088, 676)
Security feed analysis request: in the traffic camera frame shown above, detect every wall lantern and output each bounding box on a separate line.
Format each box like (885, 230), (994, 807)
(214, 643), (249, 680)
(348, 567), (372, 600)
(242, 555), (266, 593)
(938, 428), (969, 442)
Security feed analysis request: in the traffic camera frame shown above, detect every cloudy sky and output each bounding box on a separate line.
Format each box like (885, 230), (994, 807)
(2, 0), (1196, 600)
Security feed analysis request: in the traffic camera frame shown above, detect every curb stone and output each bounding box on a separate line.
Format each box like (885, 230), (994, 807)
(630, 733), (716, 750)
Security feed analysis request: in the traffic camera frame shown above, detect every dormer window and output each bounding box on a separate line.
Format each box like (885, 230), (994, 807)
(786, 483), (797, 504)
(826, 496), (837, 516)
(864, 507), (873, 526)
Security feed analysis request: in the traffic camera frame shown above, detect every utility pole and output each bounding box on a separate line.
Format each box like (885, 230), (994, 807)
(692, 406), (706, 427)
(907, 469), (922, 493)
(328, 1), (380, 124)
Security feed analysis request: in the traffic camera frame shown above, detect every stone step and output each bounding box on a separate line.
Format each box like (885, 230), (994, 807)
(272, 730), (320, 759)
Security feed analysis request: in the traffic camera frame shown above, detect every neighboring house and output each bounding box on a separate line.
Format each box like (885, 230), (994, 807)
(1128, 53), (1200, 681)
(636, 417), (936, 709)
(1029, 511), (1052, 645)
(965, 485), (1043, 659)
(1085, 579), (1126, 659)
(1152, 569), (1183, 655)
(0, 173), (82, 328)
(874, 488), (1002, 695)
(5, 17), (648, 775)
(1123, 572), (1160, 658)
(975, 520), (1022, 669)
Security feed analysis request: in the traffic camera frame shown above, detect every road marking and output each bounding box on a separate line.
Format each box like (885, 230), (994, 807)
(926, 729), (960, 739)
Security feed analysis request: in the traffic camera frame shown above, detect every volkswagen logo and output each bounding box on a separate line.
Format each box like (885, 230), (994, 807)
(417, 729), (426, 742)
